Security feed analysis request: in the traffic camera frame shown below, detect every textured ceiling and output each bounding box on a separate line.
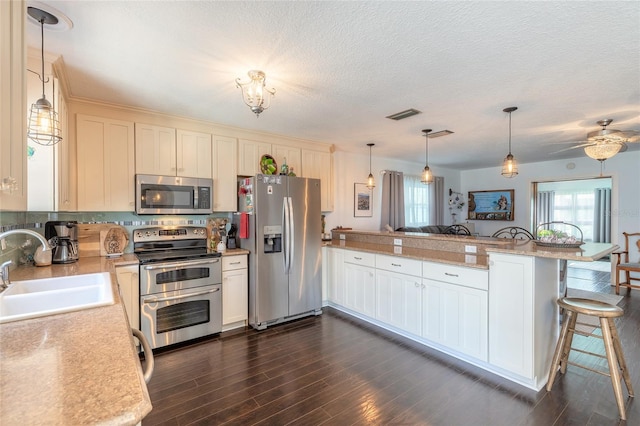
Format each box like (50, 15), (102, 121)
(27, 1), (640, 170)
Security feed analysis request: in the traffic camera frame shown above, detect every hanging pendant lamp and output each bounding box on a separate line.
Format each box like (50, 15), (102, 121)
(27, 7), (63, 146)
(366, 143), (375, 189)
(421, 129), (434, 184)
(501, 107), (518, 178)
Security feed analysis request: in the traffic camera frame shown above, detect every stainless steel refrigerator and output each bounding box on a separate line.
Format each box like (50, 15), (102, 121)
(235, 175), (322, 330)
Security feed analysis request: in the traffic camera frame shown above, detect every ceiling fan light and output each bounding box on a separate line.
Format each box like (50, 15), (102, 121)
(501, 153), (519, 178)
(584, 142), (622, 161)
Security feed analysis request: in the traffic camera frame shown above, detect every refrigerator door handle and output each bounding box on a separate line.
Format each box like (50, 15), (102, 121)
(288, 196), (294, 273)
(282, 196), (290, 273)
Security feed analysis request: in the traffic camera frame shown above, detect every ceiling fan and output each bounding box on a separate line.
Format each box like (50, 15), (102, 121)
(553, 119), (639, 161)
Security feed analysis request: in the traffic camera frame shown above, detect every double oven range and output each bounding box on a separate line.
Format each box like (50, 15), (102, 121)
(134, 226), (222, 349)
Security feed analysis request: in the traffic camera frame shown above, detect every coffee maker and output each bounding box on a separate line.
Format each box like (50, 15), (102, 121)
(45, 221), (79, 264)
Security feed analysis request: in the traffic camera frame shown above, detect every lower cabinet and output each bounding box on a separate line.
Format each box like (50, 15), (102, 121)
(342, 251), (376, 317)
(222, 254), (248, 331)
(421, 278), (487, 361)
(115, 264), (140, 331)
(327, 247), (345, 306)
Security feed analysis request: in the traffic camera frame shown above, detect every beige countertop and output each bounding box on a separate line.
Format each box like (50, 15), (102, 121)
(327, 231), (618, 267)
(0, 255), (152, 425)
(328, 240), (490, 269)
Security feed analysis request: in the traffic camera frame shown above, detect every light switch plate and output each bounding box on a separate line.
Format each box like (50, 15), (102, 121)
(394, 239), (402, 246)
(340, 234), (346, 240)
(465, 245), (477, 253)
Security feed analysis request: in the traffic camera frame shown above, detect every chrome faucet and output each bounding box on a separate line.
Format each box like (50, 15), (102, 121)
(0, 230), (53, 290)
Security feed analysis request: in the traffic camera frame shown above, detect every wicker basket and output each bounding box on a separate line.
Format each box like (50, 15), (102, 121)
(534, 221), (584, 248)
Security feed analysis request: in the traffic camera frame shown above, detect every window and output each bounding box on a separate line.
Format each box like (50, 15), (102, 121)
(404, 174), (430, 226)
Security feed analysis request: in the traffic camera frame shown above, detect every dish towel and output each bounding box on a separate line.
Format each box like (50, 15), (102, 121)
(239, 212), (249, 239)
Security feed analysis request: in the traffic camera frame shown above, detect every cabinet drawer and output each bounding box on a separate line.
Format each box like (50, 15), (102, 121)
(376, 254), (422, 277)
(343, 250), (375, 267)
(423, 261), (488, 291)
(222, 255), (247, 271)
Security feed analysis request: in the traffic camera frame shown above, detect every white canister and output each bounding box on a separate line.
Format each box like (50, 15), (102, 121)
(216, 240), (227, 253)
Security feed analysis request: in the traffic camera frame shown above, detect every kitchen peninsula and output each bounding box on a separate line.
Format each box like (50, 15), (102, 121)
(323, 229), (618, 390)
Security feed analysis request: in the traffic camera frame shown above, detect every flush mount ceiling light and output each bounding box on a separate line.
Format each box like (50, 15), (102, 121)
(27, 6), (62, 146)
(421, 129), (434, 185)
(501, 106), (518, 178)
(235, 70), (275, 117)
(366, 143), (375, 189)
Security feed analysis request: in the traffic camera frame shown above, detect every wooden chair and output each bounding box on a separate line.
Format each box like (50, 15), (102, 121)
(491, 226), (535, 240)
(614, 232), (640, 295)
(443, 224), (471, 235)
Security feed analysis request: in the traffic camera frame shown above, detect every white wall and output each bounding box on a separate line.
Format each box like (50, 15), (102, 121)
(460, 150), (640, 245)
(325, 151), (461, 232)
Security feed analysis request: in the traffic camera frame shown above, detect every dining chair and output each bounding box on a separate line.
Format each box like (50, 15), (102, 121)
(491, 226), (535, 240)
(614, 232), (640, 295)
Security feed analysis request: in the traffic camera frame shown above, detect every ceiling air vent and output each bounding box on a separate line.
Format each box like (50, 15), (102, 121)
(386, 109), (422, 121)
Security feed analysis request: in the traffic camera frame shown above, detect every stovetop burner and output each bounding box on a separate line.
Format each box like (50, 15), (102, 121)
(133, 226), (221, 264)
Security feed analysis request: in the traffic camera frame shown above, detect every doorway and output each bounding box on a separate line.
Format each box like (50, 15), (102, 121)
(532, 176), (612, 243)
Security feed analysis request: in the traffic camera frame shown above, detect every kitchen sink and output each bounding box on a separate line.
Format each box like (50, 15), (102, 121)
(0, 272), (114, 323)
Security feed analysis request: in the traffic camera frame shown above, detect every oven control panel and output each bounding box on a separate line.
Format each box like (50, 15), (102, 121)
(133, 226), (207, 242)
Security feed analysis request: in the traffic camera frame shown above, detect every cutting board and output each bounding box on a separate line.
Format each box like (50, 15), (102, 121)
(100, 227), (129, 257)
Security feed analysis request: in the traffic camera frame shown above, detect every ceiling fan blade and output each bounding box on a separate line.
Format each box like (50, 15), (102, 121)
(550, 144), (592, 154)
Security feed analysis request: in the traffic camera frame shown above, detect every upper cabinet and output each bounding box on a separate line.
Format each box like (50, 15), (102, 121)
(0, 1), (27, 210)
(77, 114), (135, 211)
(134, 124), (177, 176)
(302, 149), (333, 212)
(176, 129), (212, 179)
(135, 124), (212, 179)
(212, 135), (237, 212)
(271, 144), (301, 175)
(238, 139), (271, 176)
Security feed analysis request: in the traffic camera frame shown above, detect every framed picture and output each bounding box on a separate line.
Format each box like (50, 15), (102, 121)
(354, 183), (373, 217)
(467, 189), (515, 221)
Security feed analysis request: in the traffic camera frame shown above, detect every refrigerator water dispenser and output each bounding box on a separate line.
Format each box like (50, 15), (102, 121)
(263, 225), (282, 253)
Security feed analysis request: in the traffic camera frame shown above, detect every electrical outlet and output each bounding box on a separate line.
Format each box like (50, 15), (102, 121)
(1, 239), (5, 250)
(394, 246), (402, 254)
(465, 254), (477, 264)
(465, 245), (477, 253)
(394, 239), (402, 246)
(340, 234), (346, 240)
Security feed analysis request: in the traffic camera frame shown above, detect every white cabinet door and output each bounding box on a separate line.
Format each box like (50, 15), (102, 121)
(176, 129), (212, 178)
(115, 265), (140, 331)
(421, 278), (487, 361)
(272, 144), (301, 175)
(0, 1), (27, 211)
(238, 139), (271, 176)
(488, 253), (534, 378)
(302, 149), (333, 212)
(376, 269), (422, 335)
(327, 248), (345, 306)
(343, 262), (376, 318)
(77, 115), (135, 211)
(212, 135), (238, 212)
(55, 88), (75, 211)
(134, 123), (176, 176)
(222, 267), (248, 327)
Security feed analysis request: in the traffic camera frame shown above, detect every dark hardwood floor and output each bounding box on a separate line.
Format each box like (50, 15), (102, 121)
(143, 265), (638, 425)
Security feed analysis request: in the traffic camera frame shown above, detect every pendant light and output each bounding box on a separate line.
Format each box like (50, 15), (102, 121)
(27, 7), (63, 146)
(366, 143), (375, 189)
(501, 107), (518, 178)
(421, 129), (434, 184)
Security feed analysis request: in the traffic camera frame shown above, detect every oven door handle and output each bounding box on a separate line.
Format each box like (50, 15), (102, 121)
(143, 258), (220, 270)
(142, 287), (220, 303)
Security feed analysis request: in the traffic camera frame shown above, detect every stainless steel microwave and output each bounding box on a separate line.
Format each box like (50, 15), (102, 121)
(135, 174), (213, 214)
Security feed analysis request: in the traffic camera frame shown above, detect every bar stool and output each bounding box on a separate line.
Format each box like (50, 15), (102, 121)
(546, 297), (634, 420)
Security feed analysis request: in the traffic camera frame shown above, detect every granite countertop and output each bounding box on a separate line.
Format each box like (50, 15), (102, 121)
(328, 240), (490, 269)
(0, 255), (152, 425)
(484, 240), (619, 261)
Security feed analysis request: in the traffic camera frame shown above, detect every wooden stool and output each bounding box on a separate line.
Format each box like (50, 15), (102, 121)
(546, 297), (634, 420)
